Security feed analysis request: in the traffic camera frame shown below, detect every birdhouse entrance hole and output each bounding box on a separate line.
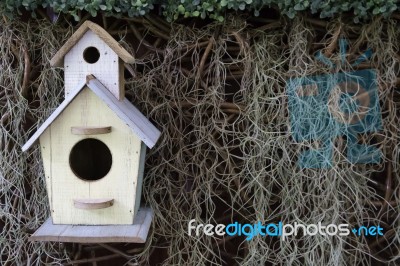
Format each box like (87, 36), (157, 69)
(83, 46), (100, 64)
(69, 138), (112, 181)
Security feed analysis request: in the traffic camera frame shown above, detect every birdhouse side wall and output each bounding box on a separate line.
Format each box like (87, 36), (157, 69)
(39, 129), (53, 212)
(44, 87), (142, 225)
(134, 142), (147, 215)
(64, 30), (123, 100)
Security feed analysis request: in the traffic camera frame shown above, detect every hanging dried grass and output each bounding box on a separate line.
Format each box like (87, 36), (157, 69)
(0, 13), (399, 265)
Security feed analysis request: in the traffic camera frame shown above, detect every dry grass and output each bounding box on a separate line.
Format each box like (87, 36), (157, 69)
(0, 14), (399, 265)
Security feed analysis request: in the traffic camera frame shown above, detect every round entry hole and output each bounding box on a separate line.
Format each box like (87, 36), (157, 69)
(83, 46), (100, 64)
(69, 138), (112, 181)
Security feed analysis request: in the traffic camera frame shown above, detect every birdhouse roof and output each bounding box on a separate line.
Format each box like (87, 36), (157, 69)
(22, 75), (161, 152)
(50, 21), (135, 67)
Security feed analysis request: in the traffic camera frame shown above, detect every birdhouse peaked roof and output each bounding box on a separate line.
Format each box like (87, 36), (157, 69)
(22, 75), (161, 152)
(50, 21), (135, 67)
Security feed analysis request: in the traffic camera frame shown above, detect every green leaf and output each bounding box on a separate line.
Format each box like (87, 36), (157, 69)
(294, 3), (304, 11)
(89, 9), (97, 16)
(287, 9), (296, 18)
(22, 0), (30, 7)
(71, 12), (80, 21)
(177, 4), (185, 13)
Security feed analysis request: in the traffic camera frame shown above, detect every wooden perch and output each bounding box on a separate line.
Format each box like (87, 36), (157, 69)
(71, 126), (112, 135)
(73, 198), (114, 210)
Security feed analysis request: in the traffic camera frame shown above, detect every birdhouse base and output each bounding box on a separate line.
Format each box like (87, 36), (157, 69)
(29, 207), (153, 243)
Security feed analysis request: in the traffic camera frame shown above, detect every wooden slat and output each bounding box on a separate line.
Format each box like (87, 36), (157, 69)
(73, 198), (114, 209)
(136, 206), (153, 241)
(71, 126), (112, 135)
(30, 207), (153, 243)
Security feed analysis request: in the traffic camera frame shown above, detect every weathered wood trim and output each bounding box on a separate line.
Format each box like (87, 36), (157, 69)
(71, 126), (112, 135)
(86, 76), (161, 148)
(22, 76), (161, 151)
(50, 21), (135, 67)
(29, 208), (153, 243)
(73, 198), (114, 210)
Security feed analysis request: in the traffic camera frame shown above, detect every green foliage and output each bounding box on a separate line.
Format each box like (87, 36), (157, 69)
(1, 0), (45, 15)
(0, 0), (399, 22)
(49, 0), (155, 21)
(162, 0), (225, 22)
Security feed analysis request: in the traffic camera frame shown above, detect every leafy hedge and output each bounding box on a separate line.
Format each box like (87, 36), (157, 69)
(1, 0), (399, 22)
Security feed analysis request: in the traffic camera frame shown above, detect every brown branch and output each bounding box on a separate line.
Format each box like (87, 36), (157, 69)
(76, 13), (91, 28)
(138, 37), (163, 58)
(396, 78), (400, 87)
(98, 244), (134, 259)
(369, 228), (396, 249)
(145, 14), (171, 34)
(21, 46), (31, 99)
(90, 250), (97, 266)
(143, 16), (170, 40)
(124, 63), (136, 78)
(36, 9), (51, 22)
(364, 200), (397, 207)
(230, 31), (247, 53)
(107, 20), (122, 32)
(325, 25), (342, 57)
(1, 113), (10, 126)
(197, 38), (214, 79)
(221, 108), (241, 115)
(128, 24), (164, 54)
(102, 13), (108, 29)
(256, 21), (282, 32)
(123, 17), (145, 23)
(73, 244), (83, 260)
(304, 17), (328, 28)
(65, 254), (121, 265)
(176, 40), (210, 51)
(169, 100), (244, 112)
(65, 247), (143, 265)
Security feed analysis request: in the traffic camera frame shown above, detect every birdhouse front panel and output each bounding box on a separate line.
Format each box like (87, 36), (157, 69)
(64, 30), (123, 100)
(39, 87), (143, 225)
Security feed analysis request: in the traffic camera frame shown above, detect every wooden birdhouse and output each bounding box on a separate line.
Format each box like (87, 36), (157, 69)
(22, 21), (160, 243)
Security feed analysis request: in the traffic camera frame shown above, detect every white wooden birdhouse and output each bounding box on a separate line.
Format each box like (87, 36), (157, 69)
(22, 21), (160, 243)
